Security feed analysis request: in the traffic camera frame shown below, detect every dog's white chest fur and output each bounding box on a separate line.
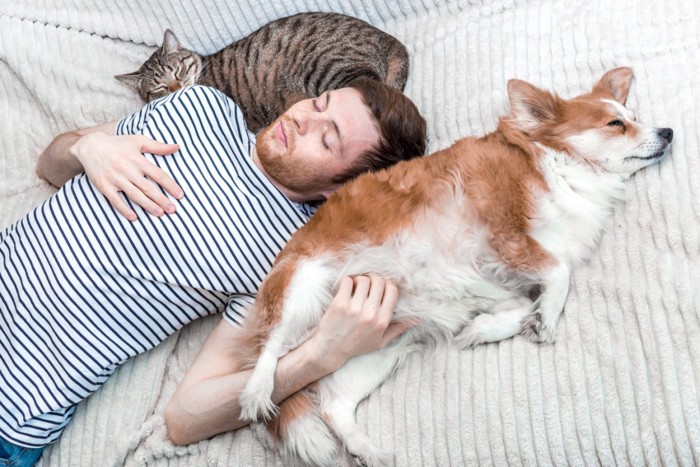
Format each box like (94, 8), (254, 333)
(530, 147), (627, 266)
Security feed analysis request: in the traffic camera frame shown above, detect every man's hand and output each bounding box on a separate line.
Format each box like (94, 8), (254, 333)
(71, 132), (182, 221)
(37, 121), (183, 221)
(164, 274), (416, 445)
(310, 275), (417, 372)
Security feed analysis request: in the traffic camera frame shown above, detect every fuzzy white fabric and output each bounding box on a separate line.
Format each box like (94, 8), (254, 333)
(1, 0), (699, 465)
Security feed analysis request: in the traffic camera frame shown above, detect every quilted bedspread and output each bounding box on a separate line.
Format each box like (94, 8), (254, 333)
(1, 0), (699, 465)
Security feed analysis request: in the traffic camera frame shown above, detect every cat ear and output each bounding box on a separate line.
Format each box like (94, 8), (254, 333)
(114, 71), (142, 89)
(592, 67), (633, 105)
(507, 79), (561, 132)
(162, 29), (181, 54)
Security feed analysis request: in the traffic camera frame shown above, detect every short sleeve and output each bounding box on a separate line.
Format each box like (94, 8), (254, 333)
(224, 293), (255, 326)
(115, 97), (168, 136)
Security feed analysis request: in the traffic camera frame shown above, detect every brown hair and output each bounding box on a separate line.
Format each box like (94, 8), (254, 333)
(332, 78), (427, 184)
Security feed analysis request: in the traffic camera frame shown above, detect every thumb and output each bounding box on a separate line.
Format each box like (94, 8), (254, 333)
(139, 136), (179, 155)
(381, 318), (419, 347)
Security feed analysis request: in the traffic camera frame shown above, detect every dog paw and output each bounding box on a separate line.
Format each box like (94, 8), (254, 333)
(521, 312), (556, 344)
(352, 446), (394, 467)
(239, 383), (278, 422)
(455, 324), (481, 349)
(455, 315), (491, 348)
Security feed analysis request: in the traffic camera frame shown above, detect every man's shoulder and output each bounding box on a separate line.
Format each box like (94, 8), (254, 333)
(162, 85), (234, 111)
(149, 85), (251, 136)
(177, 84), (228, 100)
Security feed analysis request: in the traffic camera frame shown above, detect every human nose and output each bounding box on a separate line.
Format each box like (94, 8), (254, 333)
(293, 110), (324, 136)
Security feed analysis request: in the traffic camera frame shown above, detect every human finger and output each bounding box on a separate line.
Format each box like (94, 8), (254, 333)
(349, 275), (371, 308)
(379, 280), (399, 317)
(141, 163), (184, 200)
(132, 175), (178, 214)
(332, 276), (354, 303)
(381, 318), (420, 347)
(105, 191), (138, 222)
(121, 182), (166, 217)
(138, 136), (180, 156)
(369, 279), (397, 330)
(365, 275), (386, 312)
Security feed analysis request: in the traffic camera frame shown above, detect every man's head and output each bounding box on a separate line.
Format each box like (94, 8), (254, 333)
(253, 78), (426, 201)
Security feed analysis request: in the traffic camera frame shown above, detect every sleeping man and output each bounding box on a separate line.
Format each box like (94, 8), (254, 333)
(0, 79), (426, 465)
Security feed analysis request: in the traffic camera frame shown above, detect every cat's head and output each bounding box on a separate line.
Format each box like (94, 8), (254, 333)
(115, 29), (202, 102)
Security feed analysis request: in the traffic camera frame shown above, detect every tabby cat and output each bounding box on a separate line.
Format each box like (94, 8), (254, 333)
(115, 12), (409, 133)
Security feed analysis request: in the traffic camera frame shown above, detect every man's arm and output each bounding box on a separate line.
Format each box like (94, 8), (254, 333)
(36, 121), (118, 186)
(165, 275), (416, 445)
(36, 121), (183, 220)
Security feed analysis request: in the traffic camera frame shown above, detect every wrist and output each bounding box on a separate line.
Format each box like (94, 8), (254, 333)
(304, 334), (346, 375)
(69, 132), (99, 166)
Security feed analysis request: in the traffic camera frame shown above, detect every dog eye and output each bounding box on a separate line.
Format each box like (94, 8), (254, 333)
(607, 119), (624, 127)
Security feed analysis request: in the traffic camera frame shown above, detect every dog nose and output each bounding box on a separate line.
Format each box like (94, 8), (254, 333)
(658, 128), (673, 142)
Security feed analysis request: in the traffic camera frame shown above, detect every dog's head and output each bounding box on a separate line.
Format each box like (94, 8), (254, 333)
(505, 67), (673, 176)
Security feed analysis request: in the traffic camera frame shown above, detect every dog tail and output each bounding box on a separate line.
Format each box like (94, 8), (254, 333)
(267, 388), (337, 466)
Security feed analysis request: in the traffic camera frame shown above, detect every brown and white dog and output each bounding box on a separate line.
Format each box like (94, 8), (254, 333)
(239, 67), (673, 466)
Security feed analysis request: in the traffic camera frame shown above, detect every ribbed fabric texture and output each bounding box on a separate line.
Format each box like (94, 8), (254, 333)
(1, 0), (698, 465)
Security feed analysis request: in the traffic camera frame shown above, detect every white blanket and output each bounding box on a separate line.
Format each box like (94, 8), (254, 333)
(1, 0), (699, 465)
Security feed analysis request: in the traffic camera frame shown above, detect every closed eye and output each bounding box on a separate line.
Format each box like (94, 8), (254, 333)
(607, 119), (625, 127)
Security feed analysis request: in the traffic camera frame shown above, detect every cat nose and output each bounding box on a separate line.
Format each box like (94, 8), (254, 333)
(657, 127), (673, 142)
(168, 81), (182, 92)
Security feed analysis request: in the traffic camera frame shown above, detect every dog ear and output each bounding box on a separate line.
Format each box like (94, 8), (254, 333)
(114, 71), (141, 89)
(593, 67), (633, 104)
(507, 79), (560, 133)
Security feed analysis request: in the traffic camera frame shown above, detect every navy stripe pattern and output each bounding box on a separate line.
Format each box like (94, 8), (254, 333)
(0, 86), (314, 448)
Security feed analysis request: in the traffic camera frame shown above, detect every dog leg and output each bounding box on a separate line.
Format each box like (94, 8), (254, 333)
(273, 391), (339, 467)
(456, 296), (532, 347)
(521, 263), (570, 343)
(239, 325), (290, 421)
(241, 258), (336, 421)
(319, 341), (416, 467)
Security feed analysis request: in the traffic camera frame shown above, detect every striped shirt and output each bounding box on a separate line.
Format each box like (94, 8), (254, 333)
(0, 86), (316, 448)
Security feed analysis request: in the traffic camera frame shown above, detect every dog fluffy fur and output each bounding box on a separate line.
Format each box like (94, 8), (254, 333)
(238, 67), (673, 466)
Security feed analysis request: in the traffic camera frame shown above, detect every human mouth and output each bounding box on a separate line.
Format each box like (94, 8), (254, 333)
(276, 121), (287, 149)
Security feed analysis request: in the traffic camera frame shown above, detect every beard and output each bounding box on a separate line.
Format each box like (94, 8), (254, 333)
(255, 118), (330, 196)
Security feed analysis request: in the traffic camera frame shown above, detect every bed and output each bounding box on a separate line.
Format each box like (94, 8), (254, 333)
(1, 0), (698, 465)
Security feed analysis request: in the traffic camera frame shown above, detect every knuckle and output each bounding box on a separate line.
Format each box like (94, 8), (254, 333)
(122, 185), (136, 197)
(106, 192), (121, 204)
(359, 313), (375, 326)
(355, 276), (369, 286)
(140, 183), (157, 196)
(150, 170), (167, 183)
(328, 301), (343, 313)
(112, 160), (125, 171)
(370, 275), (384, 287)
